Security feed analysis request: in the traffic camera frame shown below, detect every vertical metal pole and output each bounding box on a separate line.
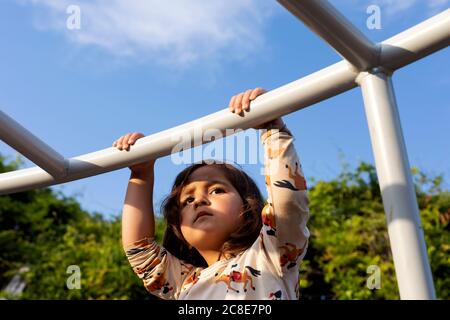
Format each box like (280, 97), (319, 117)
(358, 70), (436, 299)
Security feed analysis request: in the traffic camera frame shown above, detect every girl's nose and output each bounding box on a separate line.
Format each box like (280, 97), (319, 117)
(194, 196), (210, 208)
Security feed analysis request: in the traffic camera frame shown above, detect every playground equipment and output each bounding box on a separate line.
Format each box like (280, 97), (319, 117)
(0, 0), (449, 300)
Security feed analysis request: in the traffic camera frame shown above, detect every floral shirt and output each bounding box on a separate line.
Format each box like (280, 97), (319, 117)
(125, 126), (310, 300)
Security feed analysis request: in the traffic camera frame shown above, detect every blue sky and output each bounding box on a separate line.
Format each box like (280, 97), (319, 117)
(0, 0), (449, 219)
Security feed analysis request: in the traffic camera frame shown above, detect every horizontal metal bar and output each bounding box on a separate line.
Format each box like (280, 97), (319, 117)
(278, 0), (379, 70)
(0, 61), (358, 194)
(381, 9), (450, 70)
(0, 8), (448, 195)
(0, 110), (67, 178)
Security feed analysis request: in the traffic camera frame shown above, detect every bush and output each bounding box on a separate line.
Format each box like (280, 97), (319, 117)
(300, 161), (450, 299)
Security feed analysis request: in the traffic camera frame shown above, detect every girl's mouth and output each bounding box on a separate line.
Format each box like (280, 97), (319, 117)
(194, 211), (213, 222)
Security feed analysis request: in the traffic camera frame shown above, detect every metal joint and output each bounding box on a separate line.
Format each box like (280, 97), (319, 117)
(355, 66), (394, 86)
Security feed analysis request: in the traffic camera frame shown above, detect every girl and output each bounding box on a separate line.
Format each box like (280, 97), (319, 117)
(113, 88), (310, 300)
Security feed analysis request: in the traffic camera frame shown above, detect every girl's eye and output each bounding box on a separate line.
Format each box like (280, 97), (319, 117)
(211, 188), (224, 194)
(183, 197), (194, 206)
(182, 188), (225, 206)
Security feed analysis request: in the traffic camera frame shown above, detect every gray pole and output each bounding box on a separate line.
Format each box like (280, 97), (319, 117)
(277, 0), (379, 70)
(358, 70), (436, 299)
(0, 110), (68, 178)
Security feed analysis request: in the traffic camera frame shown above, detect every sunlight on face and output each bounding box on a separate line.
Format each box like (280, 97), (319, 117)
(179, 166), (244, 252)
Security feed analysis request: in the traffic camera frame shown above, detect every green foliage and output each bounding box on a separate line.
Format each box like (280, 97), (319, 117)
(0, 154), (151, 299)
(0, 153), (448, 299)
(299, 160), (450, 300)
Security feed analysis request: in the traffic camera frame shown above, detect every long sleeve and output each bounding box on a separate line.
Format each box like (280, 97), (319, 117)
(260, 126), (310, 277)
(124, 237), (196, 300)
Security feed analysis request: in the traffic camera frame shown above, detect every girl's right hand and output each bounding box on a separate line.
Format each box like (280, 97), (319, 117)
(112, 132), (155, 173)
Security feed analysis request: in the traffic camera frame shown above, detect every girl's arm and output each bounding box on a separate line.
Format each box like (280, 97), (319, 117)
(113, 132), (155, 249)
(230, 89), (310, 277)
(122, 164), (155, 249)
(260, 124), (310, 277)
(114, 133), (194, 300)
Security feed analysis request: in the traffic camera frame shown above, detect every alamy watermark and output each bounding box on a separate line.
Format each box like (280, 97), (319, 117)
(66, 5), (81, 30)
(170, 126), (283, 176)
(66, 265), (81, 290)
(366, 265), (381, 290)
(366, 5), (382, 30)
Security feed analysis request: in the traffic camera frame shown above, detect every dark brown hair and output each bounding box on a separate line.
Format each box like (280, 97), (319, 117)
(160, 160), (265, 267)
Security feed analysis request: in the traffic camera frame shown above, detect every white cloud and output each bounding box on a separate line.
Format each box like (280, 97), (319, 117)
(18, 0), (275, 68)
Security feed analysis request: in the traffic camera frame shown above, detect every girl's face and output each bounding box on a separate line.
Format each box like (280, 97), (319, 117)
(179, 166), (244, 253)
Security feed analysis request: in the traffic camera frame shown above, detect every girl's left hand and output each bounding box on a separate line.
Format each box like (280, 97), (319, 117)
(228, 88), (284, 130)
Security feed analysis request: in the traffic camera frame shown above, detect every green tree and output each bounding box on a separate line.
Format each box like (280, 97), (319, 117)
(299, 160), (450, 299)
(0, 154), (151, 299)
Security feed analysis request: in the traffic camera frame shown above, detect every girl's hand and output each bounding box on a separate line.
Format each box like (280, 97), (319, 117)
(112, 132), (155, 174)
(228, 88), (284, 130)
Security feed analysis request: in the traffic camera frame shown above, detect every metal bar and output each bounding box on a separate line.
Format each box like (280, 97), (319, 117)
(277, 0), (379, 70)
(358, 70), (436, 299)
(381, 9), (450, 70)
(0, 61), (358, 194)
(0, 110), (67, 178)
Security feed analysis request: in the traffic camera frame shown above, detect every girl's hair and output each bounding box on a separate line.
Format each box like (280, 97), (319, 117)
(160, 160), (265, 267)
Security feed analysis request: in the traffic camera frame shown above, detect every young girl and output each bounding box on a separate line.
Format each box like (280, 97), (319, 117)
(113, 88), (310, 300)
